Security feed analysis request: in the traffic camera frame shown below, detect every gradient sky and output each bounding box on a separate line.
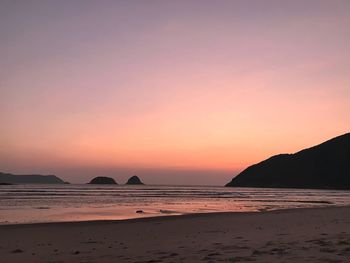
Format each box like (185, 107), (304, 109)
(1, 0), (349, 185)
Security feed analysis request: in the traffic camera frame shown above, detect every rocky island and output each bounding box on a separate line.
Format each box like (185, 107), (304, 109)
(88, 176), (118, 185)
(126, 175), (144, 185)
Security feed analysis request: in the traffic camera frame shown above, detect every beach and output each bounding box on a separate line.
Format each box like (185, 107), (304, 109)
(0, 206), (349, 263)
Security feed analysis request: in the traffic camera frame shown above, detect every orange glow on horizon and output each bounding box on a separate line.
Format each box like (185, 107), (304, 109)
(1, 1), (350, 184)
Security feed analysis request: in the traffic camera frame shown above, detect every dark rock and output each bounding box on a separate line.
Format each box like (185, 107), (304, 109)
(0, 172), (64, 184)
(88, 176), (117, 185)
(126, 175), (144, 185)
(12, 249), (24, 253)
(136, 210), (143, 213)
(226, 133), (350, 189)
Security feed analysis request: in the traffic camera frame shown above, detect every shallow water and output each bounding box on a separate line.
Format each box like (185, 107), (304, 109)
(0, 184), (350, 224)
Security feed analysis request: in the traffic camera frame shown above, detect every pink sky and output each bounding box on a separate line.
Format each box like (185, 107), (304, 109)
(1, 1), (349, 184)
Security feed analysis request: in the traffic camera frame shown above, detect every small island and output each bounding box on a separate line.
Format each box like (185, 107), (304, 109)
(126, 175), (144, 185)
(88, 176), (118, 185)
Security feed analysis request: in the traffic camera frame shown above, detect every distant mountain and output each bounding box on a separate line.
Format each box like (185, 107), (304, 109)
(126, 175), (144, 185)
(226, 133), (350, 189)
(88, 176), (117, 184)
(0, 172), (65, 184)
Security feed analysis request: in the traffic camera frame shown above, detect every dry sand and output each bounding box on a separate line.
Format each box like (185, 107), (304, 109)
(0, 206), (350, 263)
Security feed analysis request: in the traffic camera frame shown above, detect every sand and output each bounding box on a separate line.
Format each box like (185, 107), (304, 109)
(0, 206), (349, 263)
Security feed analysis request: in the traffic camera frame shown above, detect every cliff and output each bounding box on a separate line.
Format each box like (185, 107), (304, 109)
(226, 133), (350, 189)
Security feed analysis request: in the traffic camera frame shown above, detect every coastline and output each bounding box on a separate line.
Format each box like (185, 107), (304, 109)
(0, 204), (344, 227)
(3, 184), (350, 226)
(1, 206), (349, 262)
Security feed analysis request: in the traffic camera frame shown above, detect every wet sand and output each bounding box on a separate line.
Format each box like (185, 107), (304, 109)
(0, 206), (349, 262)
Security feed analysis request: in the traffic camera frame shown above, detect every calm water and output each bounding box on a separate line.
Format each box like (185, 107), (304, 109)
(1, 184), (350, 224)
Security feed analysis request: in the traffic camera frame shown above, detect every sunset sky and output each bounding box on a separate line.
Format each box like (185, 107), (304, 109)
(1, 0), (349, 184)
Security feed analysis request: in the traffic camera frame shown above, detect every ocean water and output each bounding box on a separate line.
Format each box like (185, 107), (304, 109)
(0, 184), (350, 224)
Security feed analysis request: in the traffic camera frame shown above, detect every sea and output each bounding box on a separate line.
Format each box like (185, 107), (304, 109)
(1, 184), (350, 224)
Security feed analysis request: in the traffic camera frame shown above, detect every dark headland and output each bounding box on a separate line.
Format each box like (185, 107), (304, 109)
(226, 132), (350, 189)
(126, 175), (144, 185)
(88, 176), (118, 184)
(0, 172), (64, 184)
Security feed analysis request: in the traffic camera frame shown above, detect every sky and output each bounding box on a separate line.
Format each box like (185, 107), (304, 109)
(1, 0), (349, 185)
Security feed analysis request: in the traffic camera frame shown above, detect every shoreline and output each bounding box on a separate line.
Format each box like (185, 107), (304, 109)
(0, 204), (343, 227)
(1, 205), (350, 262)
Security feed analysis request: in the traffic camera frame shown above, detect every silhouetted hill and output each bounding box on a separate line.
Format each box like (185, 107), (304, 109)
(88, 177), (117, 184)
(126, 175), (144, 185)
(0, 172), (64, 184)
(226, 133), (350, 189)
